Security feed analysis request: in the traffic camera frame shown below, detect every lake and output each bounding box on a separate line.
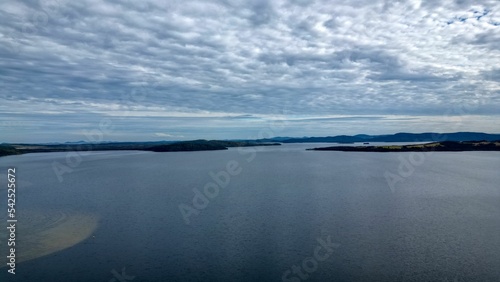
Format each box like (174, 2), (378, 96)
(1, 143), (499, 281)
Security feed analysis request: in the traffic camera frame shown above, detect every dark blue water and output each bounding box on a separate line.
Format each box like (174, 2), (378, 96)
(1, 144), (499, 281)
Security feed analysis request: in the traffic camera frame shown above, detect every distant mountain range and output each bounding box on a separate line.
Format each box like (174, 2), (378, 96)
(2, 132), (500, 157)
(257, 132), (500, 143)
(3, 132), (500, 148)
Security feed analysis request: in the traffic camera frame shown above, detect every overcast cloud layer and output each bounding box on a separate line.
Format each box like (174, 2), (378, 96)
(1, 0), (499, 142)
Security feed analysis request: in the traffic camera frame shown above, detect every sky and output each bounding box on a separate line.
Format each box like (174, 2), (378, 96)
(0, 0), (499, 143)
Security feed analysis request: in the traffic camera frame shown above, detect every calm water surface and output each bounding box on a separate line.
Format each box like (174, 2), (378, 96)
(0, 144), (499, 281)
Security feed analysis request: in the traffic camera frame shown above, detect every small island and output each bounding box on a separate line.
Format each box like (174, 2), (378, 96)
(308, 141), (500, 152)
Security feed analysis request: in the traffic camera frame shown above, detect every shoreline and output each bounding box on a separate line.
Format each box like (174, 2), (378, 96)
(307, 141), (500, 152)
(0, 141), (281, 157)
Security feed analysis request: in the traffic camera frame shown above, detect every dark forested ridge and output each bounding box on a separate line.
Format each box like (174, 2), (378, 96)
(0, 145), (20, 157)
(308, 141), (500, 152)
(260, 132), (500, 143)
(146, 140), (280, 152)
(0, 140), (281, 157)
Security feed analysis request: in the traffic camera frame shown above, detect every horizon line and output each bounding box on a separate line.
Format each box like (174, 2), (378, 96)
(3, 131), (500, 145)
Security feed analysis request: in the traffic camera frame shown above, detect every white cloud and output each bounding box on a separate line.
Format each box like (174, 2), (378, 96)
(0, 0), (499, 142)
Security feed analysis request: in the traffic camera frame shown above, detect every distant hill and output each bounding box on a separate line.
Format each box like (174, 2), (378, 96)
(0, 140), (281, 157)
(309, 141), (500, 152)
(147, 140), (281, 152)
(0, 145), (20, 157)
(147, 140), (228, 152)
(260, 132), (500, 143)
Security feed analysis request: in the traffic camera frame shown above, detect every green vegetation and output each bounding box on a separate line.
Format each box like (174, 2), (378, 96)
(147, 140), (281, 152)
(0, 140), (281, 157)
(309, 141), (500, 152)
(0, 145), (20, 157)
(147, 140), (228, 152)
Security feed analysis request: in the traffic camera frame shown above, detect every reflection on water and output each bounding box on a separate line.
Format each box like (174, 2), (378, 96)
(0, 148), (499, 281)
